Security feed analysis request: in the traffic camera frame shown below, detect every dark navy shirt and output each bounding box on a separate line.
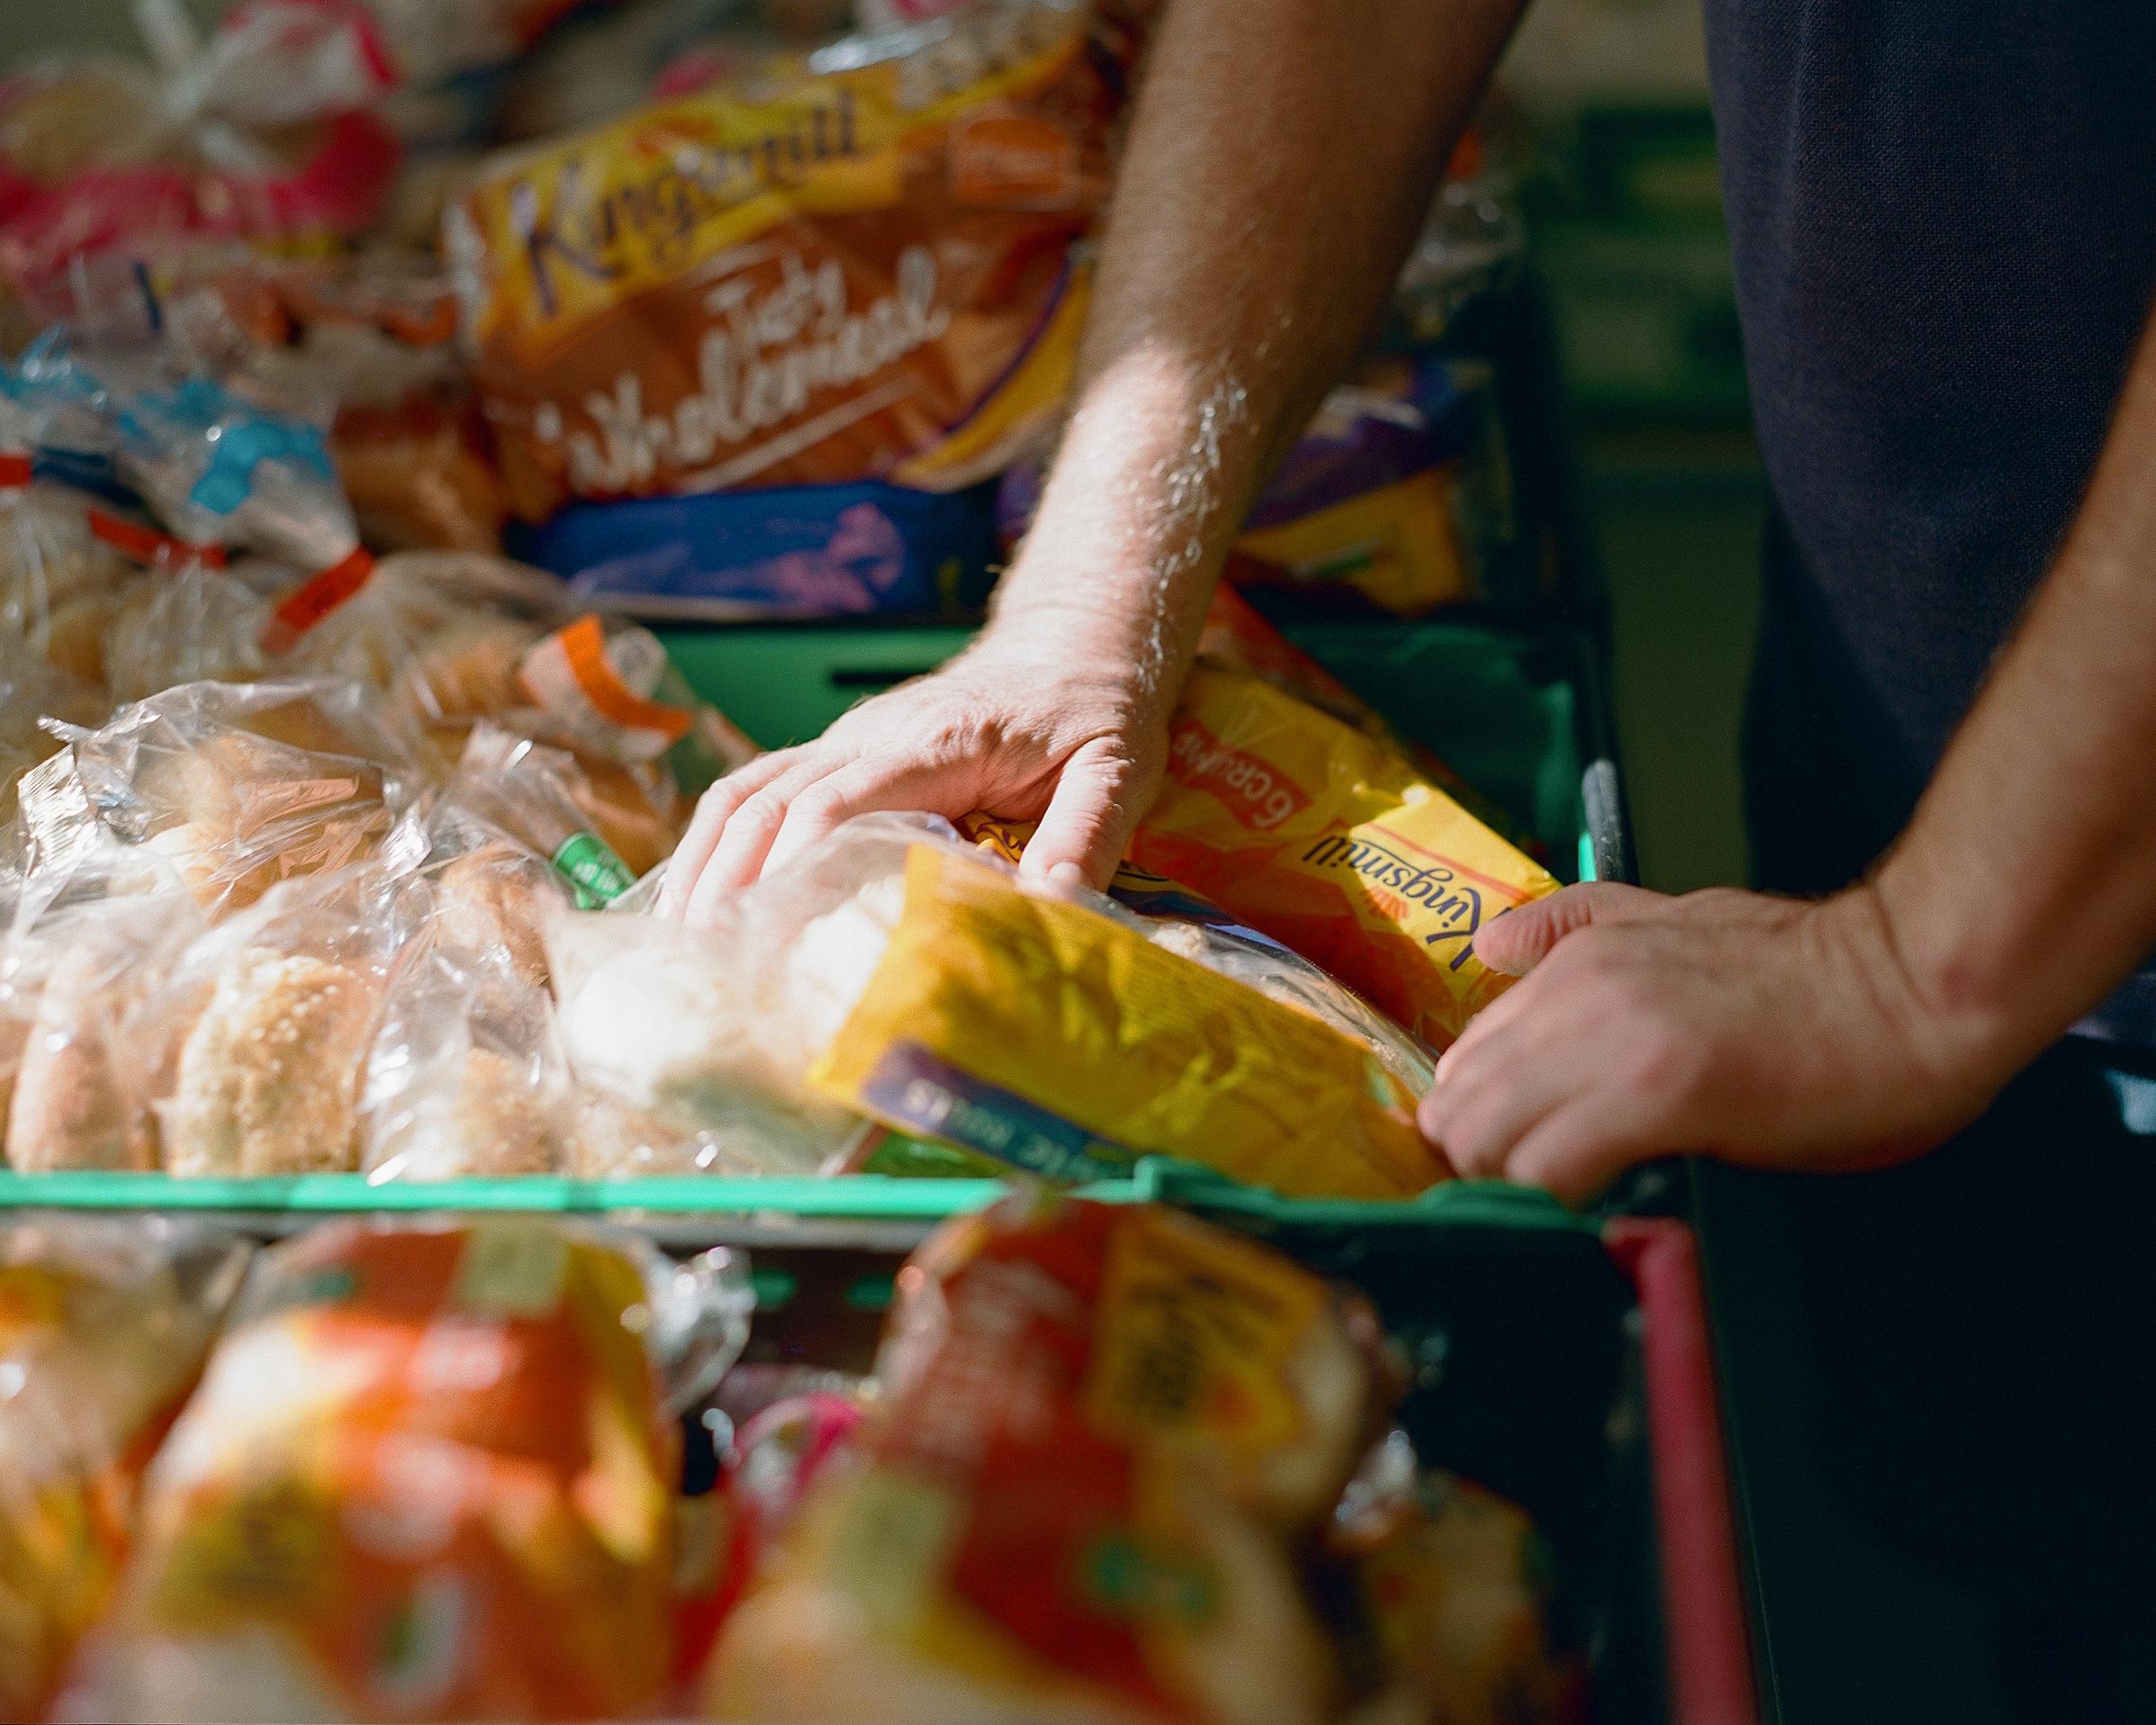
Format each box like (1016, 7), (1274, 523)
(1702, 0), (2156, 1042)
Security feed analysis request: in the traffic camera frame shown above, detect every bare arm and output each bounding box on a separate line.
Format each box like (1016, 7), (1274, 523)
(663, 0), (1525, 920)
(1004, 0), (1527, 718)
(1425, 311), (2156, 1199)
(1879, 312), (2156, 1083)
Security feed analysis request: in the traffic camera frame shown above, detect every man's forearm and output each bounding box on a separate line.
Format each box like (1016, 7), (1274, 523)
(997, 0), (1525, 693)
(1877, 312), (2156, 1080)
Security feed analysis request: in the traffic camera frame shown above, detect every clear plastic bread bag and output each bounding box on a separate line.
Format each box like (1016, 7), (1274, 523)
(1, 851), (212, 1174)
(146, 859), (427, 1179)
(0, 394), (131, 685)
(357, 824), (577, 1182)
(39, 678), (420, 920)
(151, 251), (509, 557)
(477, 610), (759, 878)
(284, 551), (565, 749)
(441, 720), (645, 910)
(0, 1215), (251, 1722)
(543, 817), (914, 1179)
(416, 764), (582, 990)
(99, 558), (281, 704)
(61, 1214), (753, 1724)
(0, 629), (104, 826)
(5, 334), (365, 582)
(357, 933), (572, 1182)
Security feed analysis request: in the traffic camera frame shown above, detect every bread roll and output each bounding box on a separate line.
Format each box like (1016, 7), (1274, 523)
(431, 842), (564, 991)
(166, 948), (378, 1177)
(134, 734), (393, 917)
(399, 616), (545, 725)
(39, 587), (120, 684)
(5, 953), (153, 1173)
(382, 1045), (562, 1179)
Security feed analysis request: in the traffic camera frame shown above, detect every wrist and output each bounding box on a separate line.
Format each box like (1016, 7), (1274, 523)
(1832, 872), (2026, 1103)
(986, 536), (1215, 704)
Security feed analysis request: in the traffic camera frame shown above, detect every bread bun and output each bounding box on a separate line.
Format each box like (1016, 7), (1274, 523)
(431, 843), (564, 991)
(5, 952), (153, 1173)
(165, 948), (379, 1176)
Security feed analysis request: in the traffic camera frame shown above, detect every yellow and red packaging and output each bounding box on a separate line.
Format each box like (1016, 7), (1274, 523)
(76, 1219), (682, 1722)
(1130, 667), (1559, 1050)
(703, 1195), (1376, 1724)
(0, 1220), (248, 1724)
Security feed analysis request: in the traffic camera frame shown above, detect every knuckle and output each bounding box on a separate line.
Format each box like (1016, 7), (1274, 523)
(733, 787), (793, 831)
(694, 777), (750, 819)
(789, 780), (849, 826)
(1424, 1096), (1495, 1172)
(1452, 1133), (1507, 1178)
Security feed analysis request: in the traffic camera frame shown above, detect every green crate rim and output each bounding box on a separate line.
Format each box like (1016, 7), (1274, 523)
(0, 1161), (1587, 1235)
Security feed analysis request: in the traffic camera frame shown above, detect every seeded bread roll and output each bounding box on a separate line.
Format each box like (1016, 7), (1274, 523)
(166, 948), (379, 1177)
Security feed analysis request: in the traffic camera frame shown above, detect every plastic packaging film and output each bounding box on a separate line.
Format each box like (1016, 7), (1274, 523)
(702, 1193), (1378, 1724)
(0, 1215), (252, 1721)
(447, 0), (1126, 519)
(549, 813), (1447, 1200)
(60, 1215), (753, 1723)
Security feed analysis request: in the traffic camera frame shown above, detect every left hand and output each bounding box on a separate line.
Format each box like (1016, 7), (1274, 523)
(1418, 881), (2001, 1205)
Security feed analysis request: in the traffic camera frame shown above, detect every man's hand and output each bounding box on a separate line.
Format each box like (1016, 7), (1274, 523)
(658, 607), (1168, 926)
(1418, 882), (2003, 1205)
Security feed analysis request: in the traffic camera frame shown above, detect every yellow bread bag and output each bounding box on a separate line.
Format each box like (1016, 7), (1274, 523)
(808, 832), (1446, 1199)
(1127, 668), (1559, 1050)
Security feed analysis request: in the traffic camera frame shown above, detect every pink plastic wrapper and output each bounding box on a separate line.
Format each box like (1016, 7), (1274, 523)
(0, 2), (400, 325)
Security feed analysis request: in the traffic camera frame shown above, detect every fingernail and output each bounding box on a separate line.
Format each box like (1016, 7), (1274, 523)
(1047, 862), (1086, 891)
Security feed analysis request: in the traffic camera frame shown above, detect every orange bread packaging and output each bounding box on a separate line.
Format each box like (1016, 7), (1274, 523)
(447, 0), (1125, 519)
(703, 1195), (1383, 1724)
(68, 1218), (703, 1723)
(1128, 667), (1559, 1051)
(0, 1219), (249, 1722)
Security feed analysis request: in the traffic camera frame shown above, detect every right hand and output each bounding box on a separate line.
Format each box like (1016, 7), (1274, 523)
(656, 607), (1174, 928)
